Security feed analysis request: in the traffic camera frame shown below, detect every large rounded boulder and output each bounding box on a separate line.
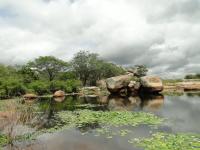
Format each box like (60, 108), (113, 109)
(53, 90), (65, 97)
(106, 74), (133, 93)
(140, 76), (163, 93)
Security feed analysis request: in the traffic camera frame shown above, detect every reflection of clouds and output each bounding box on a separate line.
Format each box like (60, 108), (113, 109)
(157, 95), (200, 133)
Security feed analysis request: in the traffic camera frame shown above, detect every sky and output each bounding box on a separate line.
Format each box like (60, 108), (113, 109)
(0, 0), (200, 78)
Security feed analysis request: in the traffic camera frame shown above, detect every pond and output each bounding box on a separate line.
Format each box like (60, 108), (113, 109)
(1, 92), (200, 150)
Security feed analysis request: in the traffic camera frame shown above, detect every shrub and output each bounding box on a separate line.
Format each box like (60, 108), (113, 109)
(28, 81), (49, 95)
(65, 79), (82, 93)
(49, 79), (82, 93)
(49, 80), (67, 93)
(0, 78), (26, 98)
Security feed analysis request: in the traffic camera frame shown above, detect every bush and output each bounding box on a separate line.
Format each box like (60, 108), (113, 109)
(28, 81), (49, 95)
(28, 79), (82, 95)
(49, 80), (67, 93)
(0, 78), (26, 98)
(49, 79), (82, 93)
(65, 79), (82, 93)
(185, 74), (200, 79)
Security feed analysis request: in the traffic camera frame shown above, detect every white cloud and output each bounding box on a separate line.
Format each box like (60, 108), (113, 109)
(0, 0), (199, 77)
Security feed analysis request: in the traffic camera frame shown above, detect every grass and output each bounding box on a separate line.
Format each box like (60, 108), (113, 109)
(0, 134), (8, 148)
(162, 79), (183, 86)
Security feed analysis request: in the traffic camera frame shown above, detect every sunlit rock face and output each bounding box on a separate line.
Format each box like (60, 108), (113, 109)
(81, 87), (101, 95)
(105, 74), (163, 96)
(106, 74), (133, 93)
(140, 76), (163, 93)
(23, 93), (38, 100)
(53, 90), (65, 97)
(128, 81), (141, 95)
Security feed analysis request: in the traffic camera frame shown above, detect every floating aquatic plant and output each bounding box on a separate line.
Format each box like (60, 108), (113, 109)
(57, 109), (163, 128)
(129, 132), (200, 150)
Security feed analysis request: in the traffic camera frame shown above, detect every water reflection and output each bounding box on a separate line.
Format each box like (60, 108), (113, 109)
(54, 96), (65, 102)
(140, 94), (164, 112)
(2, 92), (200, 150)
(37, 94), (165, 114)
(186, 92), (200, 97)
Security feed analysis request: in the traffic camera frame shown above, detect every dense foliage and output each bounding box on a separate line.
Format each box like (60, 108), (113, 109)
(71, 51), (125, 86)
(185, 73), (200, 79)
(0, 51), (129, 99)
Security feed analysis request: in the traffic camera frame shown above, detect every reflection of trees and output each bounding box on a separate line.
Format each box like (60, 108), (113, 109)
(76, 122), (101, 133)
(186, 92), (200, 97)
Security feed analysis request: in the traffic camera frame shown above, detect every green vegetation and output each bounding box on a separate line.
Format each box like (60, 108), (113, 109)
(0, 51), (128, 99)
(131, 132), (200, 150)
(162, 79), (183, 86)
(71, 51), (125, 86)
(0, 134), (9, 147)
(57, 110), (163, 127)
(31, 109), (163, 136)
(185, 74), (200, 79)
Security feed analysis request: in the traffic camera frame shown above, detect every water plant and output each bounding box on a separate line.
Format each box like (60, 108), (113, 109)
(129, 132), (200, 150)
(57, 109), (163, 128)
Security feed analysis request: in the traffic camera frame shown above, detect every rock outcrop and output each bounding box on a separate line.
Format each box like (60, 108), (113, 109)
(96, 80), (107, 89)
(53, 90), (65, 97)
(23, 93), (38, 100)
(81, 86), (101, 95)
(106, 74), (133, 93)
(140, 76), (163, 93)
(128, 81), (141, 93)
(105, 74), (163, 95)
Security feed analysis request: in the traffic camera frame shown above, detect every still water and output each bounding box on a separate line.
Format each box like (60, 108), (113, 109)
(3, 92), (200, 150)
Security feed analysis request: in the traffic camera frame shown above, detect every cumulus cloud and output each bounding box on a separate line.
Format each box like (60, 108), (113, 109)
(0, 0), (199, 77)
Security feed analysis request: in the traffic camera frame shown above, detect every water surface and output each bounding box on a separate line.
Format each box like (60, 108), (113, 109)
(3, 92), (200, 150)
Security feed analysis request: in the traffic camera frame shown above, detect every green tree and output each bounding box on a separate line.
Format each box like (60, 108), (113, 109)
(133, 65), (148, 77)
(18, 65), (39, 84)
(185, 74), (200, 79)
(71, 51), (125, 86)
(28, 56), (69, 81)
(71, 51), (99, 86)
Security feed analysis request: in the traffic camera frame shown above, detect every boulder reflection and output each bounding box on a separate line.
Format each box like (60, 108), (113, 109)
(140, 94), (164, 111)
(54, 96), (66, 102)
(108, 95), (141, 111)
(107, 94), (164, 111)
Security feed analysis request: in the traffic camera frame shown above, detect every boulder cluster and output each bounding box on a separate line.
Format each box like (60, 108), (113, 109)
(105, 73), (163, 96)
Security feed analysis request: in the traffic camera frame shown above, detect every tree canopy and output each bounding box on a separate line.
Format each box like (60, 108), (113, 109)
(71, 51), (125, 86)
(27, 56), (69, 81)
